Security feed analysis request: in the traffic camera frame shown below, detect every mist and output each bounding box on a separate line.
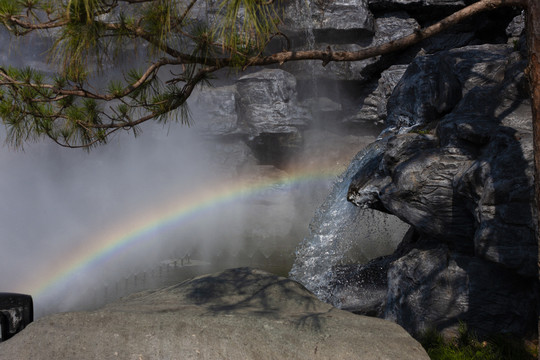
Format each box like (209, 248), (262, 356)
(0, 27), (395, 319)
(0, 99), (356, 318)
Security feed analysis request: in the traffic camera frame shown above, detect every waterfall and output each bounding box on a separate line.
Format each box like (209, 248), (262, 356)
(289, 141), (409, 302)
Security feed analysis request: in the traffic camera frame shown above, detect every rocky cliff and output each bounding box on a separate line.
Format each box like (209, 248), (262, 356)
(345, 32), (538, 338)
(286, 0), (537, 339)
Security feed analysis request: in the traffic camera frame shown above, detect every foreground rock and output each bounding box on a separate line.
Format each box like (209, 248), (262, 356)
(0, 268), (428, 360)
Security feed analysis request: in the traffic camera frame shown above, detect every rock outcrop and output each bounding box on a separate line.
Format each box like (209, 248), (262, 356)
(345, 43), (538, 337)
(278, 0), (537, 340)
(0, 268), (429, 360)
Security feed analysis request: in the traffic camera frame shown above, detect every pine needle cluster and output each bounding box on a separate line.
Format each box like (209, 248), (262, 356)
(0, 0), (282, 148)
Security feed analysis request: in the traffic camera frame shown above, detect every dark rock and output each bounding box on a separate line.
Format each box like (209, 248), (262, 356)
(344, 64), (408, 126)
(375, 64), (409, 119)
(325, 226), (423, 316)
(345, 44), (537, 336)
(385, 44), (514, 130)
(373, 11), (420, 45)
(385, 57), (461, 129)
(385, 244), (538, 337)
(369, 0), (465, 8)
(0, 293), (33, 342)
(246, 131), (304, 167)
(310, 0), (375, 43)
(506, 12), (525, 38)
(0, 268), (430, 360)
(368, 0), (466, 17)
(324, 11), (418, 80)
(421, 32), (477, 54)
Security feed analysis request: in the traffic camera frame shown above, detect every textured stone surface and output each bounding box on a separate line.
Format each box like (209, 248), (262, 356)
(385, 242), (538, 337)
(281, 0), (374, 44)
(0, 268), (429, 360)
(344, 64), (408, 126)
(282, 12), (418, 82)
(235, 69), (309, 166)
(345, 44), (537, 336)
(236, 69), (309, 137)
(384, 44), (518, 129)
(506, 12), (525, 38)
(193, 85), (238, 137)
(310, 0), (374, 42)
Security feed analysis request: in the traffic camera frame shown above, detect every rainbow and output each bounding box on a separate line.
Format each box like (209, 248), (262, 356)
(15, 164), (341, 301)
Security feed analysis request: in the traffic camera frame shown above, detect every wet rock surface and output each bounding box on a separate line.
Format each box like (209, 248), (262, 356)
(0, 268), (429, 360)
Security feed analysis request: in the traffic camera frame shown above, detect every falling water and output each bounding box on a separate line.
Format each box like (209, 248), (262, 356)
(291, 0), (320, 98)
(289, 141), (409, 302)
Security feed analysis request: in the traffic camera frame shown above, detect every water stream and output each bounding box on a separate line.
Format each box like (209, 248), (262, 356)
(289, 141), (409, 302)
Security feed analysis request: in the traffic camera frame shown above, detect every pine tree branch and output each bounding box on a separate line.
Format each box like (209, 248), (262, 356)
(245, 0), (528, 67)
(0, 58), (168, 101)
(0, 0), (530, 148)
(8, 16), (68, 30)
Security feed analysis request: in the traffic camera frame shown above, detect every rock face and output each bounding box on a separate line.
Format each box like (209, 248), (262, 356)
(346, 43), (538, 337)
(189, 0), (536, 343)
(281, 0), (374, 44)
(236, 70), (309, 138)
(191, 68), (313, 171)
(236, 70), (310, 166)
(281, 8), (419, 82)
(0, 268), (429, 360)
(368, 0), (465, 11)
(281, 0), (536, 340)
(0, 293), (33, 342)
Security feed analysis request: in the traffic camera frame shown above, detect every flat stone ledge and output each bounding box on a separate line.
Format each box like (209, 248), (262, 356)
(0, 268), (429, 360)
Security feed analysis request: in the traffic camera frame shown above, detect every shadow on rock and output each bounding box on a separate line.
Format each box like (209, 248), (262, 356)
(0, 268), (430, 360)
(345, 44), (538, 338)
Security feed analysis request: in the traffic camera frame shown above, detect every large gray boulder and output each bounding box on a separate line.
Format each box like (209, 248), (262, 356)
(345, 44), (537, 336)
(189, 68), (312, 169)
(0, 268), (429, 360)
(385, 45), (515, 130)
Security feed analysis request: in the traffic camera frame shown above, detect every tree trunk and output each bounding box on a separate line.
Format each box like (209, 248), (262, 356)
(525, 0), (540, 352)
